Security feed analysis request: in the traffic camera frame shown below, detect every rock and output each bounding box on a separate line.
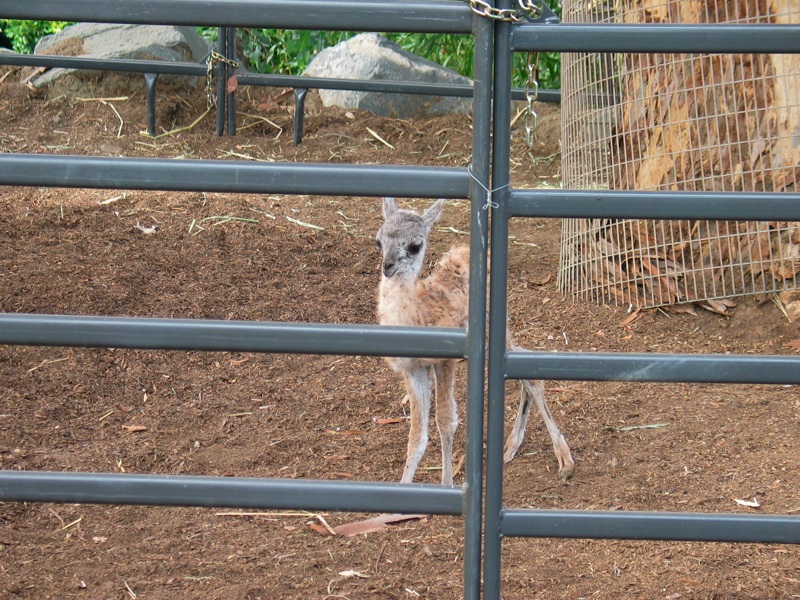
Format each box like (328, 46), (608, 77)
(303, 33), (471, 118)
(30, 23), (211, 94)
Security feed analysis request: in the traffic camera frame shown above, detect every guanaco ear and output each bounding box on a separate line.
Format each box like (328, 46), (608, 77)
(382, 197), (398, 220)
(422, 199), (444, 231)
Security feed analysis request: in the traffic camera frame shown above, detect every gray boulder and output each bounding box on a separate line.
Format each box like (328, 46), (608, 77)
(303, 33), (472, 118)
(31, 23), (210, 93)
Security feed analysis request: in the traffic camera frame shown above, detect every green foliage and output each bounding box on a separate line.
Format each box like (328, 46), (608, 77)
(242, 29), (355, 75)
(198, 27), (354, 75)
(0, 5), (564, 87)
(386, 32), (560, 90)
(0, 10), (562, 87)
(198, 0), (562, 90)
(386, 32), (475, 80)
(0, 20), (72, 54)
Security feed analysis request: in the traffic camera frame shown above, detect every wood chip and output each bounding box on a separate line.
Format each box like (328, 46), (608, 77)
(338, 570), (369, 579)
(614, 423), (669, 432)
(734, 497), (761, 508)
(285, 216), (324, 230)
(366, 127), (394, 149)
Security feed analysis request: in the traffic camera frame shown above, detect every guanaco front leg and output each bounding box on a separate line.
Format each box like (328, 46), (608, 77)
(433, 360), (458, 485)
(400, 366), (432, 484)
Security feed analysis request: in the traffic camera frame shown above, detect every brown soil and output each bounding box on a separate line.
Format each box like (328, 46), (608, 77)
(1, 72), (799, 600)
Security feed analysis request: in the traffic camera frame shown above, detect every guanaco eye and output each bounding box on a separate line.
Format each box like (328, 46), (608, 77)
(408, 243), (422, 255)
(375, 239), (382, 249)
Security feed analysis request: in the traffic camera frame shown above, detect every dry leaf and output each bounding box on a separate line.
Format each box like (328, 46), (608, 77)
(530, 272), (552, 286)
(315, 514), (337, 535)
(121, 425), (147, 432)
(617, 308), (642, 327)
(783, 339), (800, 352)
(226, 75), (238, 94)
(308, 522), (331, 536)
(374, 417), (404, 425)
(669, 303), (698, 316)
(331, 513), (428, 537)
(270, 88), (292, 104)
(324, 429), (362, 436)
(701, 298), (736, 315)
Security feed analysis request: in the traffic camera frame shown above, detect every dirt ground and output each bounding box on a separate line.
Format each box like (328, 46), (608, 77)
(0, 69), (799, 600)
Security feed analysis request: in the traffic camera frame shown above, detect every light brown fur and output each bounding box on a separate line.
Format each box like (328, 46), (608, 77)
(376, 198), (575, 484)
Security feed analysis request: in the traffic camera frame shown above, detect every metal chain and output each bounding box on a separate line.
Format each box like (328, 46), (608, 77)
(516, 0), (544, 20)
(467, 0), (524, 22)
(524, 51), (540, 149)
(465, 0), (544, 149)
(466, 0), (544, 23)
(205, 50), (240, 110)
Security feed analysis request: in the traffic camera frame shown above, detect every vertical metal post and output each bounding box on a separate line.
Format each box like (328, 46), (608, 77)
(294, 88), (308, 145)
(484, 3), (514, 597)
(215, 27), (226, 136)
(462, 10), (494, 600)
(226, 27), (237, 136)
(143, 73), (159, 137)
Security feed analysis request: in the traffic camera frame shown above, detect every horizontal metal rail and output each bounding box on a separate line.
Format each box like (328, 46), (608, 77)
(0, 56), (561, 103)
(245, 73), (480, 97)
(0, 471), (463, 514)
(509, 189), (800, 220)
(0, 53), (207, 76)
(501, 509), (800, 543)
(0, 154), (470, 198)
(0, 314), (467, 358)
(0, 0), (474, 33)
(511, 23), (800, 53)
(240, 72), (562, 103)
(505, 351), (800, 384)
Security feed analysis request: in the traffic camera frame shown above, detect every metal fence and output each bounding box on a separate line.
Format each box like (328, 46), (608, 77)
(1, 1), (800, 599)
(0, 1), (491, 597)
(485, 4), (800, 599)
(557, 0), (800, 311)
(0, 23), (560, 143)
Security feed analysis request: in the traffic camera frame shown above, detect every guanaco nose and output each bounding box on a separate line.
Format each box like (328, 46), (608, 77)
(382, 260), (397, 277)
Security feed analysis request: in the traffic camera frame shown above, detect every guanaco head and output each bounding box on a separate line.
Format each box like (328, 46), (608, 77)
(376, 198), (443, 279)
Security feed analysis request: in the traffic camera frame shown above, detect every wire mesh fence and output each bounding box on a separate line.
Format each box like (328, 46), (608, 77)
(559, 0), (800, 311)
